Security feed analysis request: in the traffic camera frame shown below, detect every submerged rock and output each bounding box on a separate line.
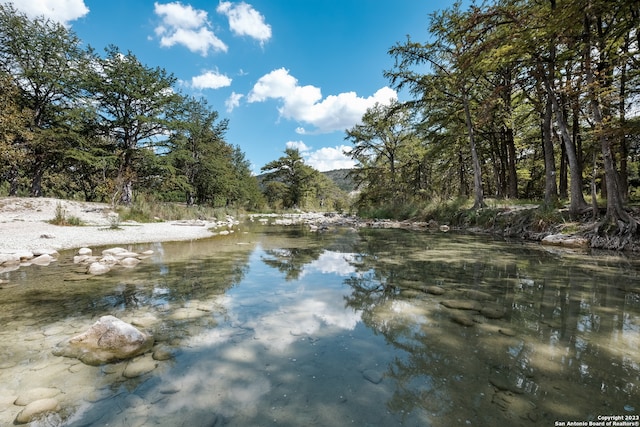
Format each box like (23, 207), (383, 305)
(119, 257), (141, 268)
(53, 315), (154, 365)
(14, 387), (61, 406)
(462, 289), (493, 301)
(31, 253), (55, 266)
(14, 398), (60, 424)
(123, 354), (157, 378)
(480, 305), (506, 319)
(87, 262), (111, 275)
(441, 299), (482, 311)
(362, 369), (383, 384)
(426, 286), (446, 295)
(450, 313), (475, 326)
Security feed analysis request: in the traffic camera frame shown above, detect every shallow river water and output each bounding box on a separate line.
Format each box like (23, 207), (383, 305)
(0, 225), (639, 426)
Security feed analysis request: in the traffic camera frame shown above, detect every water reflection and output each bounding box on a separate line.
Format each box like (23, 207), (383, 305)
(0, 227), (638, 426)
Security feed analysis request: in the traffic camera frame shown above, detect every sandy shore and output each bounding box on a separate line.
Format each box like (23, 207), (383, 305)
(0, 197), (218, 253)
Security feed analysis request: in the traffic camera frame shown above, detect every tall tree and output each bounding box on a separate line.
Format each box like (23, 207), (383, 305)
(0, 3), (88, 196)
(261, 148), (315, 209)
(0, 71), (31, 195)
(229, 145), (264, 209)
(167, 96), (229, 205)
(86, 45), (181, 205)
(346, 101), (417, 204)
(387, 4), (488, 209)
(582, 0), (639, 232)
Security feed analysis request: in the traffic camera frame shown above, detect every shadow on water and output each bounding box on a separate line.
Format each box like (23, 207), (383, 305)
(0, 226), (638, 426)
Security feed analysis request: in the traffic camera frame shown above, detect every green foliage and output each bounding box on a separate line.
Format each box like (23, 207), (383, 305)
(0, 6), (260, 210)
(259, 148), (350, 212)
(117, 194), (238, 223)
(49, 202), (83, 226)
(0, 4), (89, 197)
(345, 0), (640, 224)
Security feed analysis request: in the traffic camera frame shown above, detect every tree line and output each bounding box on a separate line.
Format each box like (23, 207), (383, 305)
(0, 4), (263, 209)
(0, 4), (351, 212)
(346, 0), (640, 232)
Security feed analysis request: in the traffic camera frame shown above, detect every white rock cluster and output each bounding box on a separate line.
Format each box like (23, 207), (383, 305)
(73, 246), (154, 275)
(0, 248), (59, 273)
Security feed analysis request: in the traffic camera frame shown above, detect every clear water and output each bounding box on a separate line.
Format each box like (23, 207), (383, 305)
(0, 225), (638, 426)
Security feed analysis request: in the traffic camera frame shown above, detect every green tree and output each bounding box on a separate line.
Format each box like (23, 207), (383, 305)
(581, 0), (639, 232)
(86, 45), (182, 205)
(0, 3), (88, 196)
(387, 4), (489, 209)
(346, 101), (421, 208)
(229, 145), (264, 209)
(166, 97), (261, 208)
(167, 96), (229, 205)
(261, 148), (316, 209)
(0, 71), (31, 195)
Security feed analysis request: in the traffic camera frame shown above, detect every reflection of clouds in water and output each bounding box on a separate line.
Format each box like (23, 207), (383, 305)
(243, 293), (362, 352)
(213, 250), (363, 353)
(155, 341), (271, 420)
(378, 300), (431, 329)
(300, 251), (358, 277)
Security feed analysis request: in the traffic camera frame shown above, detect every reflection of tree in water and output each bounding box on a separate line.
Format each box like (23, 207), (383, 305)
(342, 229), (640, 425)
(261, 246), (325, 280)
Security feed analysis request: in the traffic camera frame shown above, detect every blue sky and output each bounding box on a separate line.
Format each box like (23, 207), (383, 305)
(3, 0), (452, 173)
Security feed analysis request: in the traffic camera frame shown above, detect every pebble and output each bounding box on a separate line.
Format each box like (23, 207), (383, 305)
(362, 369), (383, 384)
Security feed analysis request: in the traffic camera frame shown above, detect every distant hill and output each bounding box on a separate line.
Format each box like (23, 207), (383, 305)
(256, 168), (356, 193)
(321, 169), (356, 192)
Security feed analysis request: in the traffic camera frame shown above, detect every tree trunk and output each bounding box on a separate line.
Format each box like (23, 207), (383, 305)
(618, 36), (630, 201)
(543, 75), (588, 215)
(462, 89), (485, 209)
(542, 90), (558, 206)
(458, 149), (467, 197)
(30, 159), (44, 197)
(559, 136), (568, 199)
(583, 10), (635, 232)
(505, 126), (518, 198)
(118, 148), (134, 205)
(8, 165), (19, 196)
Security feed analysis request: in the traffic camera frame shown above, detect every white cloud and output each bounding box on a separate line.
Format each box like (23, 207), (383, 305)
(247, 68), (397, 134)
(191, 70), (232, 90)
(154, 2), (227, 56)
(306, 145), (355, 172)
(154, 1), (206, 28)
(225, 92), (244, 112)
(217, 1), (271, 45)
(1, 0), (89, 24)
(285, 140), (310, 152)
(284, 141), (354, 171)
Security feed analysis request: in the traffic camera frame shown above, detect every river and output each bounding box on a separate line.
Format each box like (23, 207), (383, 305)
(0, 225), (638, 426)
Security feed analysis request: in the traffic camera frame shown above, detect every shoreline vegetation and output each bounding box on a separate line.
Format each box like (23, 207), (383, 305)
(2, 197), (639, 268)
(3, 3), (640, 257)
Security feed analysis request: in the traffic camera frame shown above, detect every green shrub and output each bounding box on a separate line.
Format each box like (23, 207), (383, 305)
(49, 202), (84, 226)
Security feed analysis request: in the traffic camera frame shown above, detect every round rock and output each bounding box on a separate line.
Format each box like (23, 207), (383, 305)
(15, 398), (60, 424)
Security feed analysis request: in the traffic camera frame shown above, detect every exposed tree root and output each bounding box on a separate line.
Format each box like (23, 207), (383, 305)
(585, 211), (639, 251)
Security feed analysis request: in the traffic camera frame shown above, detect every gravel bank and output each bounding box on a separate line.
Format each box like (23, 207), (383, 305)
(0, 197), (217, 253)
